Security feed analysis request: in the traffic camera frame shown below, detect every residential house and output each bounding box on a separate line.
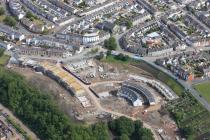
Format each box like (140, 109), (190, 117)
(0, 25), (25, 41)
(96, 21), (119, 33)
(8, 0), (26, 20)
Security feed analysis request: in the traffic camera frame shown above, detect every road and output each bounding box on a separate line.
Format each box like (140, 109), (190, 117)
(0, 103), (39, 140)
(117, 44), (210, 62)
(117, 47), (210, 112)
(187, 13), (210, 32)
(139, 59), (210, 112)
(19, 46), (99, 63)
(105, 35), (210, 112)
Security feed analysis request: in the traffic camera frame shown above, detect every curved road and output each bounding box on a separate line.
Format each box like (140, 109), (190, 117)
(146, 61), (210, 112)
(111, 43), (210, 112)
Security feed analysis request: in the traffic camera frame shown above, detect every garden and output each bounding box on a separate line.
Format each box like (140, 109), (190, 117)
(166, 93), (210, 139)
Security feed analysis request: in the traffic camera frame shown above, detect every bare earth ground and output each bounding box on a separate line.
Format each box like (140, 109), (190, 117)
(100, 96), (177, 140)
(98, 60), (154, 79)
(11, 64), (178, 139)
(82, 60), (153, 84)
(11, 67), (99, 123)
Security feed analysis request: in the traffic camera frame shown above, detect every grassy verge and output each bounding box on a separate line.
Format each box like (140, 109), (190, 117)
(102, 55), (128, 64)
(132, 60), (184, 96)
(0, 15), (5, 22)
(102, 54), (132, 65)
(0, 54), (10, 66)
(33, 19), (44, 25)
(194, 81), (210, 104)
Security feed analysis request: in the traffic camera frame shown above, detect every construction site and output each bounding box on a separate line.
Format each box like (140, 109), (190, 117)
(63, 58), (179, 139)
(9, 57), (180, 139)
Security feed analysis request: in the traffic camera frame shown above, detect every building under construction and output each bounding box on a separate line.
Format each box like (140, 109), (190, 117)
(36, 62), (85, 96)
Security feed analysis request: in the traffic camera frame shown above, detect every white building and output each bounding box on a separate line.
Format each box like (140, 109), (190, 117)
(0, 25), (25, 41)
(8, 0), (26, 20)
(83, 31), (100, 44)
(133, 99), (143, 106)
(0, 41), (13, 50)
(147, 47), (173, 57)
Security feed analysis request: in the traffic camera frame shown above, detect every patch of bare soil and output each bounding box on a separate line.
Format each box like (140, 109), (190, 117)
(11, 67), (97, 123)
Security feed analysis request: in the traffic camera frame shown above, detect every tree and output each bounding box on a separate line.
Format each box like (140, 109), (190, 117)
(3, 16), (16, 27)
(95, 52), (104, 60)
(181, 126), (193, 139)
(142, 44), (148, 48)
(109, 117), (154, 140)
(26, 11), (38, 21)
(104, 37), (117, 50)
(0, 68), (111, 140)
(126, 21), (133, 29)
(119, 134), (129, 140)
(114, 53), (129, 62)
(26, 11), (33, 19)
(173, 111), (183, 123)
(0, 48), (5, 57)
(0, 7), (5, 15)
(90, 48), (99, 54)
(134, 120), (143, 130)
(63, 0), (70, 4)
(109, 116), (135, 136)
(92, 122), (110, 140)
(106, 50), (111, 56)
(131, 128), (154, 140)
(78, 1), (88, 8)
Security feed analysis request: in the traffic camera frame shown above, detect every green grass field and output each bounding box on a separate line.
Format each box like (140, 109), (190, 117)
(102, 55), (131, 64)
(194, 81), (210, 104)
(0, 15), (5, 22)
(0, 55), (10, 66)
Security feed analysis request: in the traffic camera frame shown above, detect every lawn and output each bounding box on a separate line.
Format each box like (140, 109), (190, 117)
(157, 72), (184, 96)
(194, 81), (210, 104)
(102, 55), (131, 64)
(33, 19), (44, 25)
(0, 55), (10, 66)
(0, 15), (5, 22)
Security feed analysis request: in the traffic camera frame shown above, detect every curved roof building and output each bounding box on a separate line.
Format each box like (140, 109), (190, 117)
(119, 81), (156, 106)
(118, 86), (143, 107)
